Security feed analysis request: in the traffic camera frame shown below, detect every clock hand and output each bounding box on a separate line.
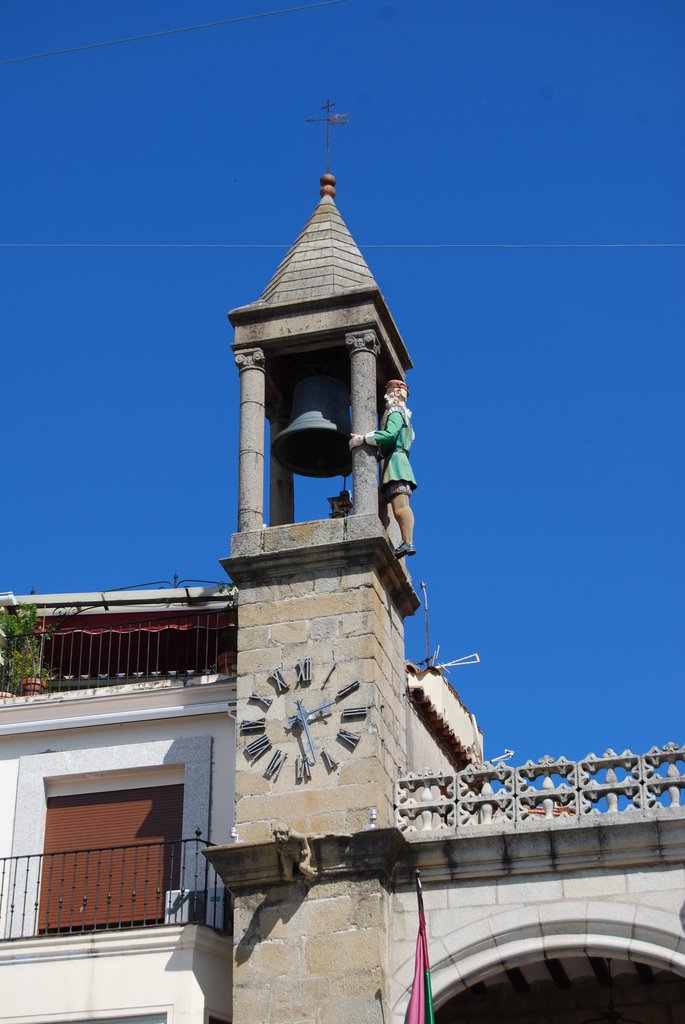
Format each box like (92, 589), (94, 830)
(301, 682), (361, 723)
(293, 698), (318, 765)
(303, 697), (336, 721)
(287, 696), (335, 727)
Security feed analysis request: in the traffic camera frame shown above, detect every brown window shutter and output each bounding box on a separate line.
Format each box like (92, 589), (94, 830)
(40, 784), (184, 933)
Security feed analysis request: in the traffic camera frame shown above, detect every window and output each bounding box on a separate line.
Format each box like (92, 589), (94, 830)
(39, 784), (183, 932)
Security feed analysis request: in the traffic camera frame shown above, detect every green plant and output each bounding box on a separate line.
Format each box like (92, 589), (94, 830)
(0, 604), (48, 692)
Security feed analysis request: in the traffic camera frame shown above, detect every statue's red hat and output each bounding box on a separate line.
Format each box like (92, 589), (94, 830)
(385, 379), (409, 395)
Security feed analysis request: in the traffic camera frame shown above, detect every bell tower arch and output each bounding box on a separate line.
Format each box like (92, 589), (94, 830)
(227, 173), (413, 532)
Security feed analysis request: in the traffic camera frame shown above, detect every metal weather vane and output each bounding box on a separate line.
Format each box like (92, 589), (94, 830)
(306, 99), (350, 173)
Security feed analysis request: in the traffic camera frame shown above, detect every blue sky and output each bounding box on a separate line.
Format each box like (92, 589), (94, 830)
(1, 1), (683, 763)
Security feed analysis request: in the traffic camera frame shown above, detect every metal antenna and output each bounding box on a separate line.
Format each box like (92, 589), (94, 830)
(419, 581), (431, 665)
(305, 99), (350, 173)
(440, 653), (481, 670)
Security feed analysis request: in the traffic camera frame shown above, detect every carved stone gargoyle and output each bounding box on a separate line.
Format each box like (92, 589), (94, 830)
(271, 821), (317, 882)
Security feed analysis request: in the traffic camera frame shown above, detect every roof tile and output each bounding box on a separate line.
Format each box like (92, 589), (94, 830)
(258, 195), (377, 304)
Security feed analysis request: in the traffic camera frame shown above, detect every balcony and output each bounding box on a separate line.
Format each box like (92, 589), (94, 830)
(0, 606), (237, 699)
(0, 835), (229, 941)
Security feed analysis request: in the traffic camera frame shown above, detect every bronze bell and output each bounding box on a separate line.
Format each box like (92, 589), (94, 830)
(272, 375), (352, 478)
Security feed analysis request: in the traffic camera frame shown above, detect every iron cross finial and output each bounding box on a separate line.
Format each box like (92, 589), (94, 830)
(305, 98), (351, 174)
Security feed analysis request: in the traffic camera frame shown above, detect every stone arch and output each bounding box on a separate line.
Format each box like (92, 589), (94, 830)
(393, 900), (685, 1016)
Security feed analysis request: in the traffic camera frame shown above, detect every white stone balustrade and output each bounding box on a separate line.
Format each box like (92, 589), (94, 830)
(394, 742), (685, 833)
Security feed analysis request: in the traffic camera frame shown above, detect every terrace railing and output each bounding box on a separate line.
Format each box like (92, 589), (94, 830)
(395, 743), (685, 834)
(0, 834), (229, 940)
(0, 609), (236, 697)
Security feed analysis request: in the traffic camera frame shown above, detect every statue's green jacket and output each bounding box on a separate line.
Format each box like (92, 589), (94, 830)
(373, 410), (417, 488)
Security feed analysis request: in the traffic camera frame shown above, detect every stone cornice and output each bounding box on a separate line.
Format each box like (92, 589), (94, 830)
(0, 682), (236, 737)
(204, 827), (408, 892)
(208, 815), (685, 894)
(397, 813), (685, 885)
(229, 288), (412, 375)
(221, 515), (420, 617)
(0, 922), (231, 965)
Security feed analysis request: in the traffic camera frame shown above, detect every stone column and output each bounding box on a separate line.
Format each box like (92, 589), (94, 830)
(346, 329), (381, 516)
(267, 402), (294, 527)
(235, 347), (266, 532)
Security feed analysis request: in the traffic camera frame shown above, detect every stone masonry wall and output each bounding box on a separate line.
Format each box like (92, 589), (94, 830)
(232, 876), (391, 1024)
(233, 544), (409, 844)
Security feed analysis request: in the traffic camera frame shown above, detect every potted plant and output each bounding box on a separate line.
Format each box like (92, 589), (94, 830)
(0, 604), (48, 695)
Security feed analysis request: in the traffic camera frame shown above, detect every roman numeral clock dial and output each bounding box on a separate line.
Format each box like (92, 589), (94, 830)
(239, 660), (368, 782)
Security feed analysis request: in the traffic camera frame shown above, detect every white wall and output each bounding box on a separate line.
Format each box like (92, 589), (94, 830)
(0, 683), (236, 857)
(390, 822), (685, 1022)
(0, 926), (232, 1024)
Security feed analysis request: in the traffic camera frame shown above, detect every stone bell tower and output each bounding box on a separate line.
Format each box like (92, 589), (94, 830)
(208, 175), (418, 1024)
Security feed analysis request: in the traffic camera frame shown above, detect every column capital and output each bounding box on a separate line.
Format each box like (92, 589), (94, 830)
(345, 330), (380, 358)
(234, 347), (265, 373)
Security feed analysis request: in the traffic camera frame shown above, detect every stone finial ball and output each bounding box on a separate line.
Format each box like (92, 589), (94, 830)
(320, 173), (336, 198)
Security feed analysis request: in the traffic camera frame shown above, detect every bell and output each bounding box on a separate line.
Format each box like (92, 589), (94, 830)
(272, 375), (352, 478)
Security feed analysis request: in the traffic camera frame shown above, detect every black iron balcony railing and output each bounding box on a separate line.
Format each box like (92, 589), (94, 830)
(0, 609), (236, 697)
(0, 835), (229, 940)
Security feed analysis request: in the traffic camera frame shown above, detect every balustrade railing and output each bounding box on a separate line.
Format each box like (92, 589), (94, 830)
(395, 743), (685, 834)
(0, 610), (236, 697)
(0, 835), (229, 940)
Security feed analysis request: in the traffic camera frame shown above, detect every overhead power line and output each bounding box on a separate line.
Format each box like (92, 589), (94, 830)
(0, 0), (348, 65)
(0, 242), (683, 250)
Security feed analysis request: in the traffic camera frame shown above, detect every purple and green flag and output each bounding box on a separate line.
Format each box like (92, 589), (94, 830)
(405, 872), (435, 1024)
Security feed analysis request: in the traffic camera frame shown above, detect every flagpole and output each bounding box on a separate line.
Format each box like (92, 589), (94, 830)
(405, 869), (435, 1024)
(415, 869), (424, 915)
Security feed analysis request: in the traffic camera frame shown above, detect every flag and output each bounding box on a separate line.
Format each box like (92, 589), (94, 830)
(405, 871), (435, 1024)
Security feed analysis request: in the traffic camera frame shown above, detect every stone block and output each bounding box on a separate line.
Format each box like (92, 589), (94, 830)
(446, 881), (498, 909)
(262, 519), (345, 553)
(315, 573), (343, 593)
(240, 937), (296, 979)
(333, 633), (380, 664)
(229, 531), (263, 559)
(238, 590), (370, 627)
(238, 624), (272, 650)
(342, 611), (376, 637)
(305, 894), (355, 934)
(232, 985), (272, 1021)
(269, 976), (331, 1020)
(235, 770), (271, 797)
(302, 809), (352, 836)
(424, 905), (498, 940)
(496, 875), (563, 906)
(239, 646), (282, 674)
(562, 872), (627, 899)
(237, 782), (386, 827)
(308, 616), (343, 641)
(351, 892), (384, 930)
(328, 972), (385, 1005)
(271, 620), (308, 644)
(304, 927), (383, 975)
(240, 577), (316, 604)
(340, 758), (382, 788)
(239, 820), (274, 844)
(320, 994), (388, 1024)
(344, 513), (384, 543)
(626, 866), (685, 894)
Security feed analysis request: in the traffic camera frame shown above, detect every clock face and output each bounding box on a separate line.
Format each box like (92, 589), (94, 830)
(239, 658), (368, 782)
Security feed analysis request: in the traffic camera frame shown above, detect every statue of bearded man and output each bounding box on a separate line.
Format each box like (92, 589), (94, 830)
(349, 379), (417, 558)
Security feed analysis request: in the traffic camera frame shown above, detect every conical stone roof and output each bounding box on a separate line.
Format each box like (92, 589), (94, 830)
(258, 194), (377, 305)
